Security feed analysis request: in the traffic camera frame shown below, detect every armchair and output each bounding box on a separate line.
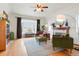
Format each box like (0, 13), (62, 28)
(52, 34), (73, 55)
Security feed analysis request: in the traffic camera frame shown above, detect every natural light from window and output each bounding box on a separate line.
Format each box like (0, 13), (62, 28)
(21, 19), (37, 35)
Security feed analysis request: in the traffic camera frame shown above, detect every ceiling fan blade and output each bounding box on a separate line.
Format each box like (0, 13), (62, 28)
(42, 6), (48, 8)
(37, 4), (39, 7)
(37, 4), (41, 8)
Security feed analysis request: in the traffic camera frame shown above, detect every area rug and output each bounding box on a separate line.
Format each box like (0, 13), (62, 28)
(23, 37), (63, 56)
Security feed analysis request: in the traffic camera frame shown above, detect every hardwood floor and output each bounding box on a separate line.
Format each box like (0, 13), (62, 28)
(0, 38), (79, 56)
(49, 49), (79, 56)
(49, 50), (68, 56)
(0, 39), (28, 56)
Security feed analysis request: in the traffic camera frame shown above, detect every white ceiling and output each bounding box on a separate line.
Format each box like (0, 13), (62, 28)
(9, 3), (79, 18)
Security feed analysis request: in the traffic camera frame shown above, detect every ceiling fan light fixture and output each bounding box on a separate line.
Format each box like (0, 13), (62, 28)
(37, 8), (41, 11)
(34, 3), (48, 12)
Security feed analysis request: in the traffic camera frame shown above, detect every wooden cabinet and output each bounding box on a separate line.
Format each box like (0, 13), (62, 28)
(0, 19), (6, 51)
(0, 11), (9, 51)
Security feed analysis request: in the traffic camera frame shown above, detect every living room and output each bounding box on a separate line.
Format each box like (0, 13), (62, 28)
(0, 3), (79, 56)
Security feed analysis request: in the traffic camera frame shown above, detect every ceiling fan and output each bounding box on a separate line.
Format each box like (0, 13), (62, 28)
(34, 4), (48, 12)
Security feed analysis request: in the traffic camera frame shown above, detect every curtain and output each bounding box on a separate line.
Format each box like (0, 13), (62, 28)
(17, 17), (22, 39)
(37, 19), (40, 32)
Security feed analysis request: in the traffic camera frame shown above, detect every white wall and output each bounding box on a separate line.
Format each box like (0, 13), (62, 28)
(0, 4), (17, 38)
(66, 15), (77, 44)
(0, 4), (10, 14)
(8, 13), (17, 38)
